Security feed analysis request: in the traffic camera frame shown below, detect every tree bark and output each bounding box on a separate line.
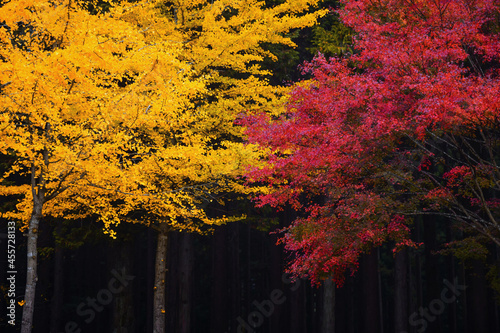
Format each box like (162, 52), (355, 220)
(446, 223), (457, 333)
(49, 225), (64, 333)
(147, 228), (155, 332)
(230, 223), (241, 332)
(211, 226), (228, 333)
(394, 248), (408, 333)
(22, 123), (50, 333)
(179, 232), (193, 333)
(21, 198), (43, 333)
(322, 276), (335, 333)
(111, 238), (135, 333)
(423, 218), (441, 333)
(361, 250), (381, 333)
(269, 226), (283, 333)
(467, 260), (489, 333)
(153, 224), (169, 333)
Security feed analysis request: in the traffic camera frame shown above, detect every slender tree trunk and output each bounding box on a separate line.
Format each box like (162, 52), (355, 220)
(290, 277), (305, 333)
(21, 199), (43, 333)
(361, 250), (381, 333)
(322, 276), (335, 333)
(50, 225), (64, 333)
(269, 226), (283, 333)
(377, 249), (384, 333)
(166, 232), (180, 332)
(147, 228), (155, 332)
(334, 283), (348, 333)
(411, 218), (424, 333)
(467, 260), (489, 333)
(495, 245), (500, 333)
(211, 226), (228, 333)
(423, 218), (441, 333)
(22, 124), (50, 333)
(179, 232), (193, 333)
(153, 224), (169, 333)
(394, 248), (408, 333)
(230, 222), (241, 332)
(446, 223), (457, 333)
(111, 238), (135, 333)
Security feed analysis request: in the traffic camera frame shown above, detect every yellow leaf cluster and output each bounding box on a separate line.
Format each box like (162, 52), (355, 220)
(0, 0), (324, 235)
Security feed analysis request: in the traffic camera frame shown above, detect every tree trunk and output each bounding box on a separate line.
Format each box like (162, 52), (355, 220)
(50, 225), (64, 333)
(22, 124), (50, 333)
(211, 226), (228, 333)
(290, 276), (305, 333)
(446, 223), (457, 333)
(153, 224), (169, 333)
(322, 276), (335, 333)
(179, 232), (193, 333)
(166, 232), (180, 332)
(361, 250), (381, 333)
(111, 238), (135, 333)
(230, 223), (241, 332)
(377, 249), (384, 333)
(410, 218), (424, 333)
(423, 218), (441, 333)
(21, 199), (43, 333)
(394, 248), (408, 333)
(147, 228), (155, 332)
(467, 260), (489, 333)
(269, 226), (283, 333)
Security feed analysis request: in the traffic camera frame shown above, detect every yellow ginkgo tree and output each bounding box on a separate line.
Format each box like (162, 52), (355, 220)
(102, 1), (327, 331)
(0, 0), (326, 332)
(0, 1), (203, 332)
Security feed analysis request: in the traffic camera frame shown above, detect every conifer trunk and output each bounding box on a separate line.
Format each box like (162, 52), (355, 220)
(394, 248), (408, 333)
(179, 232), (193, 333)
(361, 251), (380, 333)
(50, 227), (64, 333)
(211, 226), (228, 333)
(111, 238), (135, 332)
(153, 224), (169, 333)
(322, 277), (335, 333)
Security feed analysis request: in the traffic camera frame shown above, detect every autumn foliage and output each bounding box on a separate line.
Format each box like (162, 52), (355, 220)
(244, 0), (500, 285)
(0, 0), (327, 331)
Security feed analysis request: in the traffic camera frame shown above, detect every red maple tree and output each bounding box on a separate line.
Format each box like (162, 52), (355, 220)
(244, 0), (500, 285)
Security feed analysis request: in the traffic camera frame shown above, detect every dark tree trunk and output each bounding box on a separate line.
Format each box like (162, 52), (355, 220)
(361, 250), (381, 333)
(409, 218), (424, 333)
(211, 226), (228, 333)
(495, 245), (500, 333)
(269, 226), (284, 333)
(166, 232), (180, 332)
(153, 224), (169, 333)
(322, 277), (335, 333)
(394, 248), (408, 333)
(230, 222), (241, 332)
(446, 223), (457, 333)
(377, 249), (384, 333)
(35, 217), (52, 332)
(147, 228), (155, 333)
(467, 260), (489, 333)
(290, 278), (305, 333)
(110, 238), (135, 333)
(423, 218), (441, 333)
(49, 226), (64, 333)
(178, 232), (193, 333)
